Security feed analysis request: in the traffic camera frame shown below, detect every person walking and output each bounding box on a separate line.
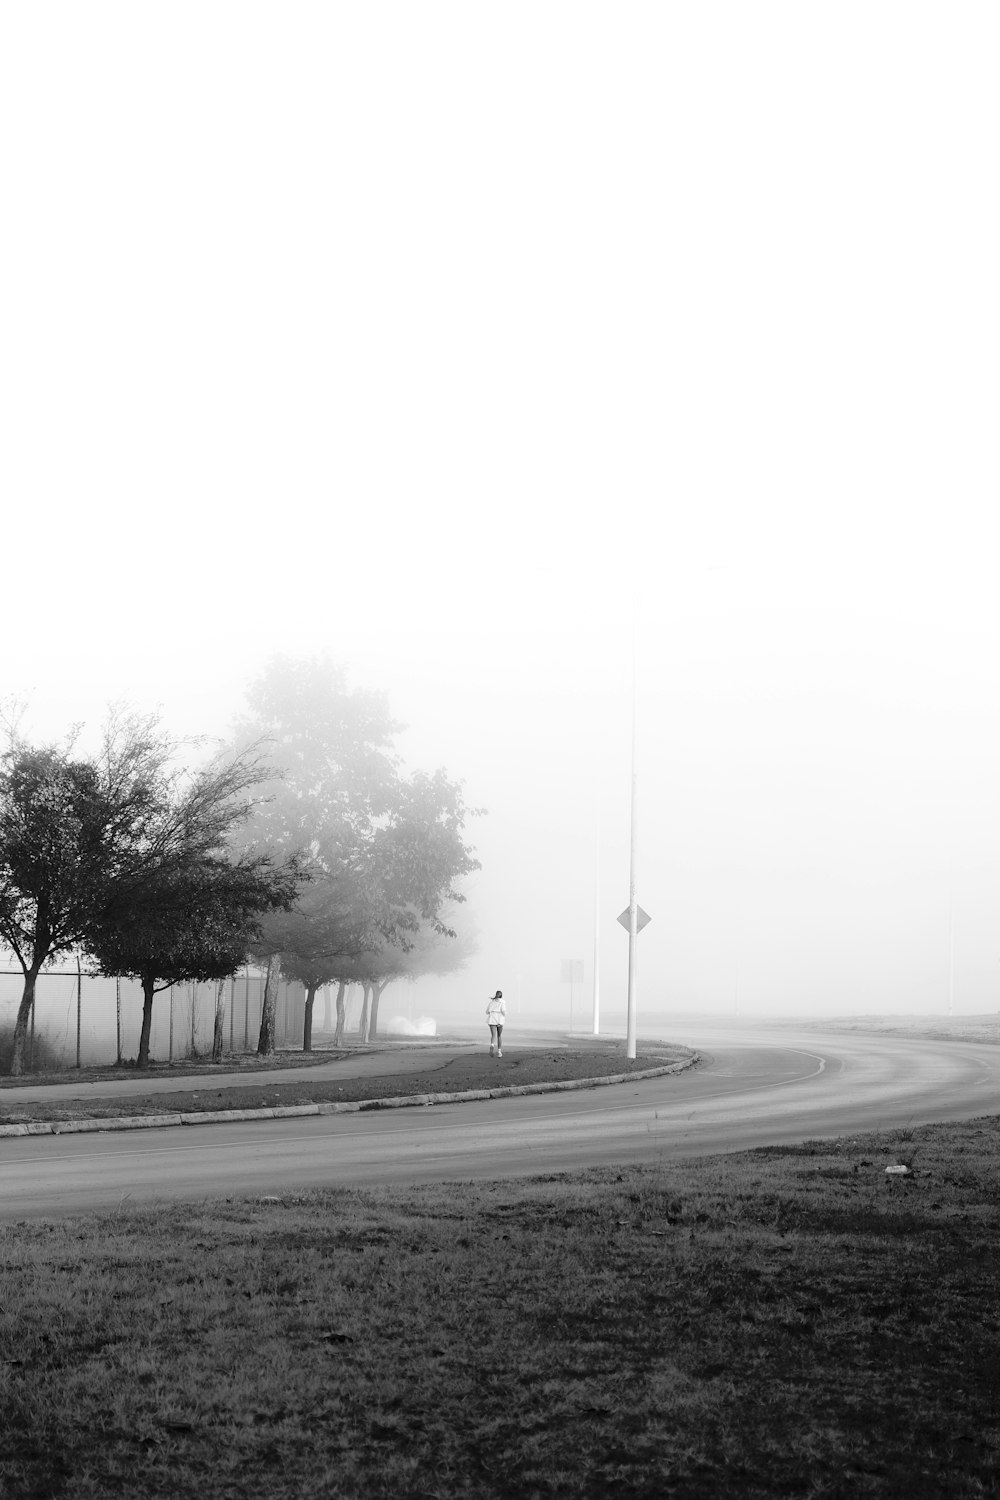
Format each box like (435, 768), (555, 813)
(486, 990), (506, 1056)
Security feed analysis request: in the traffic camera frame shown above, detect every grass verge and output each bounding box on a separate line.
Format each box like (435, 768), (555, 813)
(0, 1046), (688, 1123)
(2, 1116), (999, 1497)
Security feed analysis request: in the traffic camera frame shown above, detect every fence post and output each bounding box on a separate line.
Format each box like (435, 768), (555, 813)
(116, 976), (121, 1065)
(76, 954), (82, 1069)
(169, 986), (174, 1061)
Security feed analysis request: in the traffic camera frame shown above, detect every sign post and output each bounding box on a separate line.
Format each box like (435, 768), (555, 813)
(623, 618), (645, 1059)
(593, 830), (601, 1035)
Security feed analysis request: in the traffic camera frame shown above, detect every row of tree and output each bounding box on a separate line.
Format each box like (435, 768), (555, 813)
(0, 658), (480, 1074)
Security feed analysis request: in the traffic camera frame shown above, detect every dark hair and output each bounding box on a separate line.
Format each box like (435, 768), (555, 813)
(494, 990), (503, 999)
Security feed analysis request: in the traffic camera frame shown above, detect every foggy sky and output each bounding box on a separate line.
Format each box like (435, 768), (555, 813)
(2, 6), (998, 1031)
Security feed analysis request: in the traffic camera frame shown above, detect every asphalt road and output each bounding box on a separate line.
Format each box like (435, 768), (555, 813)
(2, 1025), (998, 1220)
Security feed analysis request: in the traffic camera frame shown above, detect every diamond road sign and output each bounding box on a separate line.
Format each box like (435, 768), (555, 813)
(617, 905), (652, 932)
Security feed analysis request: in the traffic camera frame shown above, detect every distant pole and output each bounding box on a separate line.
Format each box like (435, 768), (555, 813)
(626, 618), (638, 1061)
(948, 891), (955, 1017)
(593, 827), (601, 1036)
(76, 953), (82, 1069)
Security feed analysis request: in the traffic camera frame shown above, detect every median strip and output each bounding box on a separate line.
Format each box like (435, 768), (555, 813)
(0, 1058), (697, 1136)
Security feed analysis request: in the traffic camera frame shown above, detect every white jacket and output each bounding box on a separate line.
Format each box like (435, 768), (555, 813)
(486, 995), (506, 1024)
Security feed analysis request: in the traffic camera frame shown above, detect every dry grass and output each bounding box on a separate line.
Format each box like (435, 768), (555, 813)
(759, 1013), (1000, 1047)
(2, 1116), (1000, 1496)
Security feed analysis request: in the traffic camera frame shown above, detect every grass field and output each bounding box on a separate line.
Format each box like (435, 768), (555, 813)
(2, 1114), (999, 1497)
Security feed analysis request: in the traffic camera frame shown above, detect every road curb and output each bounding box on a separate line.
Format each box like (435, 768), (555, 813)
(0, 1056), (699, 1137)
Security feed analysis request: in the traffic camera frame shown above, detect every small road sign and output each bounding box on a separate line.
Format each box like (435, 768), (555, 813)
(617, 906), (652, 933)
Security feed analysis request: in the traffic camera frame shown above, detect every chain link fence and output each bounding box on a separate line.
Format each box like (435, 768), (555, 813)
(0, 964), (351, 1072)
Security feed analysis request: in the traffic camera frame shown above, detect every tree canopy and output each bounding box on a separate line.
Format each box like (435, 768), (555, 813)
(230, 656), (482, 1053)
(0, 660), (484, 1072)
(89, 849), (301, 1066)
(0, 713), (297, 1074)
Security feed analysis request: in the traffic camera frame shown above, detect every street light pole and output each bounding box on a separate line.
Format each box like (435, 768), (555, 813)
(593, 825), (601, 1036)
(626, 620), (638, 1060)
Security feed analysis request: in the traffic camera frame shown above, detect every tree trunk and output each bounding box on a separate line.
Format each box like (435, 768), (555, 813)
(138, 975), (156, 1068)
(322, 985), (332, 1032)
(303, 983), (317, 1052)
(257, 956), (280, 1056)
(212, 978), (227, 1063)
(369, 980), (392, 1040)
(358, 982), (371, 1043)
(333, 980), (347, 1046)
(8, 967), (42, 1077)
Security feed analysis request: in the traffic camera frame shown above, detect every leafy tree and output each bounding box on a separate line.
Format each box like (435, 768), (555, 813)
(230, 656), (482, 1055)
(229, 656), (403, 1055)
(365, 905), (479, 1038)
(365, 769), (482, 951)
(89, 850), (300, 1067)
(0, 714), (196, 1075)
(231, 654), (402, 855)
(0, 711), (293, 1075)
(271, 876), (374, 1051)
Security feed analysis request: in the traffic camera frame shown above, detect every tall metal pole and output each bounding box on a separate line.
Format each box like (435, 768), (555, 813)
(948, 890), (955, 1017)
(626, 620), (638, 1060)
(592, 825), (601, 1036)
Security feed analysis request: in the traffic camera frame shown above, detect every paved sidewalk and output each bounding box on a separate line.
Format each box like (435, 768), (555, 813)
(0, 1038), (700, 1139)
(0, 1043), (479, 1106)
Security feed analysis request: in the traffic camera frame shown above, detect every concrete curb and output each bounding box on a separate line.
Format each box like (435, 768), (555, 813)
(0, 1056), (699, 1137)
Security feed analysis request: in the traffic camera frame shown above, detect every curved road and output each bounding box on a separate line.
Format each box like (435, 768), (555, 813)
(1, 1026), (998, 1220)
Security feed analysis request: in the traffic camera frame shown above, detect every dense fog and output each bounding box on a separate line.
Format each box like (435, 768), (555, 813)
(2, 8), (997, 1038)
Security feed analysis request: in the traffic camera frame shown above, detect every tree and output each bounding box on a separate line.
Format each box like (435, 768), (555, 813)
(0, 713), (195, 1076)
(89, 849), (300, 1067)
(270, 876), (374, 1051)
(229, 657), (403, 1056)
(366, 768), (482, 950)
(0, 711), (294, 1075)
(363, 904), (479, 1038)
(231, 654), (402, 857)
(268, 764), (480, 1047)
(0, 748), (102, 1074)
(229, 656), (482, 1055)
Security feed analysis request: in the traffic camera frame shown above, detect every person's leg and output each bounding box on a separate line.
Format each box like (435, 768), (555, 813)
(489, 1024), (497, 1054)
(496, 1024), (503, 1057)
